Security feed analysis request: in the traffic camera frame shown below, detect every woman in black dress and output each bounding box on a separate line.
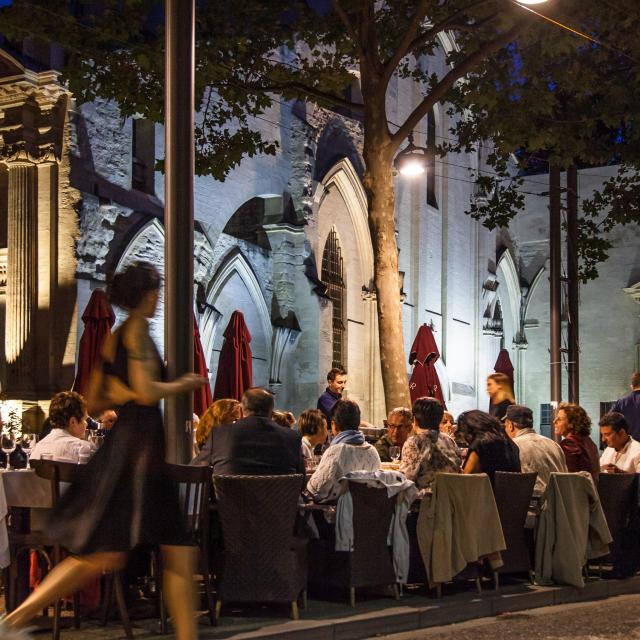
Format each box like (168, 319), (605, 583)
(2, 262), (205, 640)
(458, 409), (520, 484)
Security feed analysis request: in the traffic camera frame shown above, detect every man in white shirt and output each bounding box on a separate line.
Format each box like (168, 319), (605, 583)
(504, 404), (568, 495)
(306, 399), (380, 502)
(599, 412), (640, 473)
(31, 391), (96, 463)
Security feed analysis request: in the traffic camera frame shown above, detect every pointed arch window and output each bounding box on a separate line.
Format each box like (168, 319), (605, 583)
(426, 108), (438, 209)
(322, 228), (346, 368)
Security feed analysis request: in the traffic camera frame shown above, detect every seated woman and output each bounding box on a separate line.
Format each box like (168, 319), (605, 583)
(458, 410), (520, 483)
(554, 402), (599, 481)
(400, 397), (461, 492)
(297, 409), (328, 461)
(191, 398), (241, 462)
(272, 410), (296, 429)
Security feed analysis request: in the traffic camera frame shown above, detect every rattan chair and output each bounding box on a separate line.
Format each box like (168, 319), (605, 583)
(596, 472), (640, 577)
(308, 481), (398, 607)
(493, 471), (538, 583)
(212, 474), (307, 619)
(27, 459), (133, 640)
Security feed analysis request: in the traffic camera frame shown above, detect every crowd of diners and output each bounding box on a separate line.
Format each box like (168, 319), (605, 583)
(10, 370), (640, 500)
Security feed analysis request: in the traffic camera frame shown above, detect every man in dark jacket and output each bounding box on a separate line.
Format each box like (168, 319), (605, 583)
(316, 367), (347, 425)
(612, 372), (640, 440)
(193, 387), (304, 475)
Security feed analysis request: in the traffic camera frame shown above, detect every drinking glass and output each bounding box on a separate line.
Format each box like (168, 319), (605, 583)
(389, 446), (401, 462)
(2, 432), (16, 470)
(89, 432), (105, 448)
(21, 433), (37, 461)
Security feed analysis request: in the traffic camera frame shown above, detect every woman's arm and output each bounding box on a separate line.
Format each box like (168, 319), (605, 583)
(463, 451), (482, 474)
(124, 317), (204, 404)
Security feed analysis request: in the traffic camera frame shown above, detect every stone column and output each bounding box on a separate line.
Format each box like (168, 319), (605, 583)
(5, 157), (38, 394)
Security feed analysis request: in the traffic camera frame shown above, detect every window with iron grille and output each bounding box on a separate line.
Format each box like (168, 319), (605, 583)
(321, 229), (346, 369)
(600, 401), (616, 417)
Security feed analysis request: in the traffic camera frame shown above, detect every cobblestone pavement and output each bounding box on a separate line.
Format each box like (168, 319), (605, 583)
(374, 594), (640, 640)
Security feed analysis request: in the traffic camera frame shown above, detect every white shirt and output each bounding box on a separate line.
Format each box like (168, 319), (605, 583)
(30, 429), (96, 463)
(306, 442), (380, 502)
(600, 436), (640, 473)
(301, 437), (314, 461)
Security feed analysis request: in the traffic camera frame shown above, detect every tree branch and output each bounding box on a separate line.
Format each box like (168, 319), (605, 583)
(391, 21), (526, 148)
(381, 0), (430, 85)
(404, 1), (487, 57)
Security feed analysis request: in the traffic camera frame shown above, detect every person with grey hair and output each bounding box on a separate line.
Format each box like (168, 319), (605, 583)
(376, 407), (413, 462)
(503, 404), (567, 495)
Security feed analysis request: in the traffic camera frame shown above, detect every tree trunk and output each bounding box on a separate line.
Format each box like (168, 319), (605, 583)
(362, 137), (411, 412)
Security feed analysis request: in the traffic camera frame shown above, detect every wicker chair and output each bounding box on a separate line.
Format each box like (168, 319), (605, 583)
(27, 459), (133, 640)
(493, 471), (538, 583)
(596, 472), (640, 577)
(212, 474), (307, 619)
(308, 482), (398, 607)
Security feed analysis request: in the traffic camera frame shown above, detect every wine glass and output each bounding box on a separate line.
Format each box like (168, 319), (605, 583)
(21, 433), (37, 461)
(2, 431), (16, 470)
(389, 446), (401, 462)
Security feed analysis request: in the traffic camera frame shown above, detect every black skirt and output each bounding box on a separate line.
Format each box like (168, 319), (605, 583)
(47, 403), (191, 554)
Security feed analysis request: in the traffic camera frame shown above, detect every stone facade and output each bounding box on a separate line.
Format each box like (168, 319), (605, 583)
(1, 39), (637, 431)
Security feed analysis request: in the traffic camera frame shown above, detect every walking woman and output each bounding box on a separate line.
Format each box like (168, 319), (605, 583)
(486, 372), (515, 420)
(1, 262), (205, 640)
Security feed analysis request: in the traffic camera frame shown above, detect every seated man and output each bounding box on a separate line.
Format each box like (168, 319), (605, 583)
(504, 404), (567, 494)
(375, 407), (413, 462)
(306, 399), (380, 502)
(193, 387), (304, 475)
(31, 391), (96, 463)
(599, 411), (640, 473)
(298, 409), (328, 461)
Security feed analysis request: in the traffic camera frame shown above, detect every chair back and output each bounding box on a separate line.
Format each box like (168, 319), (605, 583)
(597, 472), (639, 574)
(165, 463), (211, 537)
(493, 471), (537, 574)
(212, 474), (306, 603)
(348, 481), (396, 586)
(31, 459), (82, 506)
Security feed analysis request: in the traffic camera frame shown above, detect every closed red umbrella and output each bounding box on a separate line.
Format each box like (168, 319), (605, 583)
(73, 290), (115, 396)
(494, 349), (515, 388)
(408, 324), (446, 407)
(193, 313), (213, 417)
(213, 310), (253, 401)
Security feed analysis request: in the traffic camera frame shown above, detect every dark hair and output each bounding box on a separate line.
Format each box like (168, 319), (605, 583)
(457, 410), (506, 445)
(412, 397), (444, 430)
(49, 391), (87, 430)
(327, 367), (347, 382)
(557, 402), (591, 436)
(298, 409), (327, 437)
(632, 372), (640, 388)
(332, 399), (360, 431)
(272, 410), (295, 428)
(107, 261), (161, 310)
(599, 411), (629, 433)
(241, 387), (275, 418)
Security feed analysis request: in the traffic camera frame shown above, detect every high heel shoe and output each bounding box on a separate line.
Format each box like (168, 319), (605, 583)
(0, 618), (35, 640)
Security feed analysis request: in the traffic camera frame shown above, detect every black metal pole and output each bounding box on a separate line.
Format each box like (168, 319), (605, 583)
(549, 165), (562, 440)
(164, 0), (195, 463)
(566, 165), (579, 404)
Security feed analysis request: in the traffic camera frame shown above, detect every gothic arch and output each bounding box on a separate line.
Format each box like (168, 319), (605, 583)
(318, 157), (374, 286)
(496, 249), (522, 341)
(201, 248), (272, 385)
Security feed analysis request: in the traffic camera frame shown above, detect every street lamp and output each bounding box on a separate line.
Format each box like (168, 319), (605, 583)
(394, 132), (428, 177)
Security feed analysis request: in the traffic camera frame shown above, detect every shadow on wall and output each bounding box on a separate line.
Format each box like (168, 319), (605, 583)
(314, 119), (365, 183)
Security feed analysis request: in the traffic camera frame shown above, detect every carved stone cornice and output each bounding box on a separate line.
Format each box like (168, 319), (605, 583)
(0, 70), (66, 112)
(0, 141), (56, 164)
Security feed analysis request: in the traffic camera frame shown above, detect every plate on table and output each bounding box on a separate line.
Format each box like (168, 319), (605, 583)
(380, 462), (401, 471)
